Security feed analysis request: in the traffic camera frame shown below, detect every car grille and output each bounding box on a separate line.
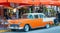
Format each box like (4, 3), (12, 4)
(10, 24), (19, 27)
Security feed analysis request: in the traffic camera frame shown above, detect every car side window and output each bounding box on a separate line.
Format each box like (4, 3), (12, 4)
(34, 15), (38, 18)
(28, 15), (33, 19)
(39, 15), (44, 18)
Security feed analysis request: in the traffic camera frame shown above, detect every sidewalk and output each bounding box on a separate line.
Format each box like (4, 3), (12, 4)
(0, 25), (10, 32)
(59, 23), (60, 26)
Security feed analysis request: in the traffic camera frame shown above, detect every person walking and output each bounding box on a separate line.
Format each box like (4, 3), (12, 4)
(56, 11), (60, 23)
(1, 17), (8, 29)
(11, 14), (16, 19)
(54, 11), (60, 25)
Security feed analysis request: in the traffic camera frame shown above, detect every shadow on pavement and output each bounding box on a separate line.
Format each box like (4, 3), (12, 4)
(6, 27), (45, 32)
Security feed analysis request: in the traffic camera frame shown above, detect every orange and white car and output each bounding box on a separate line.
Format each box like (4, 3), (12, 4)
(7, 13), (55, 32)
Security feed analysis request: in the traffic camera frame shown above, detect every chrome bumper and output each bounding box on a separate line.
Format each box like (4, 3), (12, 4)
(8, 27), (23, 29)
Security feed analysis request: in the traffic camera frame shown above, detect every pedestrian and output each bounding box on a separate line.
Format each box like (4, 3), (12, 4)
(56, 11), (60, 23)
(5, 12), (11, 20)
(11, 14), (16, 19)
(38, 9), (43, 13)
(54, 17), (59, 25)
(1, 17), (8, 29)
(0, 16), (2, 25)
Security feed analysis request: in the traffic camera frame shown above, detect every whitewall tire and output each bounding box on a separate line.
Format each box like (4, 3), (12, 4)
(45, 24), (50, 28)
(24, 25), (30, 32)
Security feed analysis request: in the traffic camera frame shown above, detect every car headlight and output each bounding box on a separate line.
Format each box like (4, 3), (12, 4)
(1, 22), (9, 24)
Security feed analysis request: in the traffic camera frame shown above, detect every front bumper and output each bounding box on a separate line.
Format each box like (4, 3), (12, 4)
(8, 27), (23, 29)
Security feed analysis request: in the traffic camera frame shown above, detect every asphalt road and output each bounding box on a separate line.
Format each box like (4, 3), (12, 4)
(3, 26), (60, 33)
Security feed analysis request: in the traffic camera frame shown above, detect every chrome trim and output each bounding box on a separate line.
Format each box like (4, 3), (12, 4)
(8, 27), (23, 29)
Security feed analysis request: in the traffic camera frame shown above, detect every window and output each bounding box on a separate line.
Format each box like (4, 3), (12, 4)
(39, 15), (44, 18)
(34, 15), (38, 18)
(28, 15), (33, 19)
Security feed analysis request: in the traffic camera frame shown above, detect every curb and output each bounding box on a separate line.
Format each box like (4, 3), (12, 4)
(0, 30), (8, 32)
(0, 30), (11, 32)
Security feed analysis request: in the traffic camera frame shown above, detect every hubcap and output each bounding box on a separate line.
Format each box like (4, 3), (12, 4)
(46, 24), (50, 28)
(25, 25), (29, 32)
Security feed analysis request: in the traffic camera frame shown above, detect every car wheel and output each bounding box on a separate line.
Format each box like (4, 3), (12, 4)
(45, 24), (50, 28)
(23, 25), (30, 32)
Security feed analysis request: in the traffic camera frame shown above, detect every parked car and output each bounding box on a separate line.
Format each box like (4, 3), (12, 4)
(7, 13), (55, 32)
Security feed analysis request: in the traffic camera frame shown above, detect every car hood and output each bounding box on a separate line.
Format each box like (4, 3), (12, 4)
(7, 19), (31, 24)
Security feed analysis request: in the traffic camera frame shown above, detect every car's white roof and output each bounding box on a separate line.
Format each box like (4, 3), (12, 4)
(23, 13), (45, 15)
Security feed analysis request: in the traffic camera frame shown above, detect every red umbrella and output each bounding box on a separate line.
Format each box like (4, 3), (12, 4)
(0, 2), (10, 7)
(39, 0), (60, 6)
(0, 0), (10, 7)
(39, 0), (51, 5)
(45, 0), (60, 6)
(8, 0), (40, 6)
(49, 1), (60, 6)
(27, 0), (40, 6)
(33, 0), (40, 6)
(8, 0), (32, 6)
(0, 0), (7, 3)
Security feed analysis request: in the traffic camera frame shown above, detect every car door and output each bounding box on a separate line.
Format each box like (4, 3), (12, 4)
(38, 14), (45, 27)
(28, 14), (36, 28)
(28, 14), (39, 28)
(33, 14), (40, 28)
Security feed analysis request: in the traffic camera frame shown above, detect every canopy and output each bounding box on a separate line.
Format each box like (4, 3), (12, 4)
(0, 0), (32, 7)
(39, 0), (60, 6)
(0, 0), (60, 7)
(39, 0), (50, 5)
(0, 0), (7, 3)
(8, 0), (40, 6)
(28, 0), (40, 6)
(8, 0), (25, 4)
(0, 0), (10, 7)
(0, 2), (10, 7)
(49, 1), (60, 6)
(8, 0), (32, 6)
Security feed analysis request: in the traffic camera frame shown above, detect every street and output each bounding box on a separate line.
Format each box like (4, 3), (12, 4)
(0, 0), (60, 33)
(3, 26), (60, 33)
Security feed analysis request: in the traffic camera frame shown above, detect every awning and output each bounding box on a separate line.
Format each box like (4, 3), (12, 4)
(8, 0), (32, 6)
(39, 0), (60, 6)
(8, 0), (40, 6)
(0, 0), (10, 7)
(0, 0), (7, 3)
(0, 2), (10, 7)
(39, 0), (51, 5)
(49, 1), (60, 6)
(8, 0), (23, 3)
(0, 0), (60, 7)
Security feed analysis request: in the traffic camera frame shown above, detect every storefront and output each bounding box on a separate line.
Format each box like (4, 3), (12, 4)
(0, 5), (4, 17)
(0, 6), (31, 19)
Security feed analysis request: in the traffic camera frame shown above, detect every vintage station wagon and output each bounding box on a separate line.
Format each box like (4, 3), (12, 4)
(7, 13), (55, 32)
